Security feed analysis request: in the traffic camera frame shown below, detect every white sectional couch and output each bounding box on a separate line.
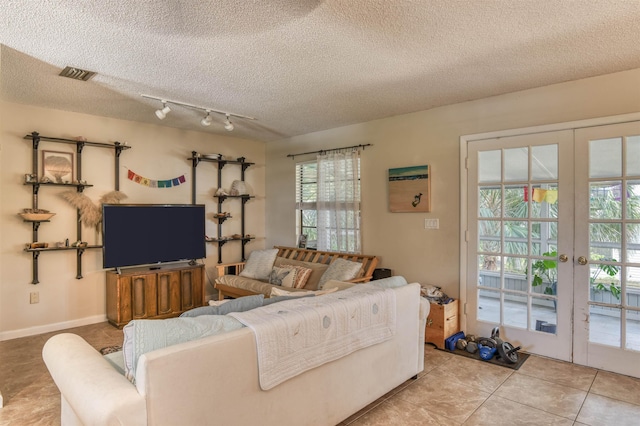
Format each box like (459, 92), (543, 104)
(43, 278), (429, 426)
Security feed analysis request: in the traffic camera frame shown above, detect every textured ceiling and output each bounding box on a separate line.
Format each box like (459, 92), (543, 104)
(2, 0), (640, 142)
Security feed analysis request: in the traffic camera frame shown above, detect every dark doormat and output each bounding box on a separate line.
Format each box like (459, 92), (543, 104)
(432, 345), (530, 370)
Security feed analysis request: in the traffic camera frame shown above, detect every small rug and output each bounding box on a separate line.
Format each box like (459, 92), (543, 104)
(100, 345), (122, 355)
(433, 345), (529, 370)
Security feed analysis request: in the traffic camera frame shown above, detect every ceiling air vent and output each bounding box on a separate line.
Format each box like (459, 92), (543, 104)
(59, 66), (97, 81)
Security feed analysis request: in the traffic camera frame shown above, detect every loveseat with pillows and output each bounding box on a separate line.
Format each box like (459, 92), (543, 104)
(43, 276), (428, 426)
(214, 246), (379, 300)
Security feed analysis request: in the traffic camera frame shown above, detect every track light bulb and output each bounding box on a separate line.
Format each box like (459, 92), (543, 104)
(224, 115), (234, 131)
(201, 112), (212, 127)
(155, 103), (171, 120)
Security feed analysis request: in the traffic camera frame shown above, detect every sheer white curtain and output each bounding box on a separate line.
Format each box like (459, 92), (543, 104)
(316, 150), (361, 253)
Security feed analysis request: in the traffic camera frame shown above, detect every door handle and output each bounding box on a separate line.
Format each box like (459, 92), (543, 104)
(559, 254), (568, 263)
(578, 256), (588, 265)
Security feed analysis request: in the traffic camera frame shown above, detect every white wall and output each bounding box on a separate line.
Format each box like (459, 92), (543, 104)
(0, 102), (265, 339)
(265, 68), (640, 296)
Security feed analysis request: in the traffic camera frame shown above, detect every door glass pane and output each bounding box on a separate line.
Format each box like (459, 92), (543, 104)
(627, 224), (640, 262)
(530, 221), (557, 257)
(589, 305), (620, 347)
(626, 309), (640, 351)
(531, 222), (541, 256)
(590, 137), (622, 178)
(478, 289), (500, 323)
(628, 181), (640, 219)
(627, 135), (640, 176)
(626, 267), (640, 314)
(590, 182), (622, 220)
(531, 296), (557, 334)
(478, 255), (500, 289)
(504, 224), (528, 255)
(589, 263), (621, 305)
(504, 292), (527, 329)
(531, 145), (558, 180)
(479, 221), (500, 252)
(504, 147), (528, 182)
(530, 184), (558, 219)
(504, 256), (527, 283)
(479, 150), (501, 183)
(531, 254), (558, 296)
(479, 186), (501, 217)
(505, 186), (527, 218)
(589, 223), (622, 260)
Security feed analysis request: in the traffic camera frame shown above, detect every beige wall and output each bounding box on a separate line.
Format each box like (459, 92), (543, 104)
(265, 68), (640, 295)
(0, 102), (265, 339)
(3, 68), (640, 339)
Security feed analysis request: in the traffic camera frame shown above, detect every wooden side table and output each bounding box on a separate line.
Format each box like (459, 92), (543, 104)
(425, 299), (460, 349)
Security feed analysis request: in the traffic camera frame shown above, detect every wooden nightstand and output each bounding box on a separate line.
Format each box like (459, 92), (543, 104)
(425, 299), (460, 349)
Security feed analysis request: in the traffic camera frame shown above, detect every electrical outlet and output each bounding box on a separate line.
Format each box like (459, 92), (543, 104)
(424, 218), (439, 229)
(30, 292), (39, 304)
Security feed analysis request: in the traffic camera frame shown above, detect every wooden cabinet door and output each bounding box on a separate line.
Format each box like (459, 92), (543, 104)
(181, 267), (204, 311)
(130, 273), (158, 319)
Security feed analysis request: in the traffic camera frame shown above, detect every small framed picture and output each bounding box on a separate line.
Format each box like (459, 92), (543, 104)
(41, 150), (74, 184)
(297, 234), (308, 249)
(388, 164), (431, 212)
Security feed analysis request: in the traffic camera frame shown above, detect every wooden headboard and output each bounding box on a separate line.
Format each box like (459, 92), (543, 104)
(215, 246), (380, 283)
(274, 246), (379, 282)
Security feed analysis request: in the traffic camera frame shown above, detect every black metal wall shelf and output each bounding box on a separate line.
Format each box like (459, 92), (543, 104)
(22, 131), (131, 284)
(190, 151), (254, 264)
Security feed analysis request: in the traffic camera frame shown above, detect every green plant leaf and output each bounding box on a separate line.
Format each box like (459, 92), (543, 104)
(609, 284), (621, 299)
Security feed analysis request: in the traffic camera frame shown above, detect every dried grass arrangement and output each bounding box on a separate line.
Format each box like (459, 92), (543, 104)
(59, 190), (127, 229)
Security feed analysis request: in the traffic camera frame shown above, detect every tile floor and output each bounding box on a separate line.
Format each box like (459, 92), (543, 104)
(1, 322), (640, 425)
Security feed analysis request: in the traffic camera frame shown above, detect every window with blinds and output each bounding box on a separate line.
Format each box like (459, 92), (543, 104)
(295, 161), (318, 248)
(296, 156), (361, 251)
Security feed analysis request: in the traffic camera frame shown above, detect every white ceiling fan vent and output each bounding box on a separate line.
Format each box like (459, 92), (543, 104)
(59, 66), (97, 81)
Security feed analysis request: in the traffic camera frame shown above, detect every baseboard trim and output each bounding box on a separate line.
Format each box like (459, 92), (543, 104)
(0, 315), (107, 341)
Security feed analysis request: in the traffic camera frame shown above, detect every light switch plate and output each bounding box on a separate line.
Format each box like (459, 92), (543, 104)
(424, 218), (439, 229)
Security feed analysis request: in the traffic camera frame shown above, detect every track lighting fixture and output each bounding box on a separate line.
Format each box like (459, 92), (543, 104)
(155, 102), (171, 120)
(224, 115), (234, 131)
(201, 111), (212, 127)
(141, 94), (255, 131)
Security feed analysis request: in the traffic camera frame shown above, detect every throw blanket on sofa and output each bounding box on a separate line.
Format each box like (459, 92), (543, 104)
(229, 284), (396, 390)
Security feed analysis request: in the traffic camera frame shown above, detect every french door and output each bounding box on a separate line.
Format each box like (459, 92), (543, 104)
(573, 122), (640, 377)
(466, 121), (640, 377)
(466, 130), (574, 361)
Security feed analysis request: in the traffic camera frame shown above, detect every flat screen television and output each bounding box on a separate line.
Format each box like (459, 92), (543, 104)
(102, 204), (206, 269)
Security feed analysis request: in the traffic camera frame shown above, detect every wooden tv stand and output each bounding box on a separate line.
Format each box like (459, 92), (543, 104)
(106, 263), (205, 328)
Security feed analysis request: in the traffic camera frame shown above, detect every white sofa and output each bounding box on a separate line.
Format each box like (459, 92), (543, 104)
(43, 280), (429, 426)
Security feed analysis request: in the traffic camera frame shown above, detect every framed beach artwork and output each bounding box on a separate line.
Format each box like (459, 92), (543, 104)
(41, 150), (74, 183)
(388, 165), (431, 212)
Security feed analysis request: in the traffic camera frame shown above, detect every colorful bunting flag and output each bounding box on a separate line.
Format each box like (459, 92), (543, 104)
(126, 168), (187, 189)
(531, 188), (558, 204)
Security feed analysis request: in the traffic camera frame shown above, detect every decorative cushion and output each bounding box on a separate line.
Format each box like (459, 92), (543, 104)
(281, 269), (297, 288)
(268, 267), (292, 286)
(273, 257), (329, 290)
(180, 294), (264, 317)
(208, 299), (231, 306)
(216, 274), (309, 297)
(280, 264), (312, 288)
(239, 249), (278, 280)
(318, 258), (363, 289)
(122, 315), (245, 383)
(270, 286), (339, 297)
